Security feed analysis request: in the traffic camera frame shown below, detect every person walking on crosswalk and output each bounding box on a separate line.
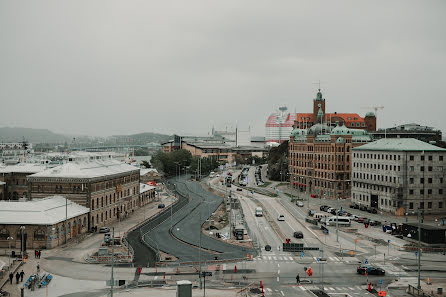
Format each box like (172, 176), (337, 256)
(296, 273), (300, 284)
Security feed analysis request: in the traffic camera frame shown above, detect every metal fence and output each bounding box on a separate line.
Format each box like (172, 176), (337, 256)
(407, 284), (435, 297)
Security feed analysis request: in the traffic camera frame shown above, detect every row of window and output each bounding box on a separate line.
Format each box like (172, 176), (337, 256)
(354, 172), (399, 184)
(353, 183), (399, 194)
(354, 163), (400, 171)
(409, 189), (443, 195)
(91, 187), (136, 210)
(353, 153), (444, 162)
(409, 177), (444, 184)
(409, 201), (443, 210)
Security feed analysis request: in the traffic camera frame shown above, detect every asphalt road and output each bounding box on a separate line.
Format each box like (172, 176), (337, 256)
(138, 176), (257, 264)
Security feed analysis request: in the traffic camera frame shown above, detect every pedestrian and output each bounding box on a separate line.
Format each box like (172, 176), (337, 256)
(37, 262), (40, 273)
(296, 273), (300, 284)
(38, 250), (41, 259)
(15, 272), (20, 284)
(34, 249), (37, 258)
(20, 270), (25, 282)
(9, 272), (13, 284)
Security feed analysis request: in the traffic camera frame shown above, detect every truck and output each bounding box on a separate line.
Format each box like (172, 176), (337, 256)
(255, 207), (263, 217)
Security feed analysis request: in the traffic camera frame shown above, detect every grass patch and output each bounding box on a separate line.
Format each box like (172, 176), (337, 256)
(258, 181), (272, 188)
(276, 182), (289, 187)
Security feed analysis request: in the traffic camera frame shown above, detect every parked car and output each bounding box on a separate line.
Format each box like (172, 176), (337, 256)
(265, 245), (272, 251)
(368, 220), (381, 226)
(158, 203), (165, 209)
(356, 217), (367, 223)
(320, 205), (328, 211)
(349, 204), (356, 209)
(357, 265), (385, 275)
(236, 188), (243, 191)
(293, 231), (304, 239)
(327, 207), (334, 213)
(277, 215), (285, 221)
(370, 208), (378, 214)
(99, 227), (110, 233)
(104, 233), (111, 242)
(359, 205), (367, 211)
(308, 210), (316, 217)
(296, 201), (304, 207)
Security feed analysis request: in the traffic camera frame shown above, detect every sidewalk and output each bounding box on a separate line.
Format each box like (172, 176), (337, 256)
(1, 186), (177, 297)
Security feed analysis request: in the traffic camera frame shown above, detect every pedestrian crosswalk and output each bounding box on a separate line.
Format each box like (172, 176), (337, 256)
(262, 285), (375, 296)
(253, 254), (356, 263)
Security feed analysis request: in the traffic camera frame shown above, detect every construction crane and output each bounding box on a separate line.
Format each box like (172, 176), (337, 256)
(361, 106), (384, 118)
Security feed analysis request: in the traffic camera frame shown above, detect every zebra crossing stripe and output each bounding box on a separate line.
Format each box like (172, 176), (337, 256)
(289, 256), (294, 261)
(273, 256), (277, 260)
(299, 286), (306, 291)
(334, 257), (340, 261)
(329, 287), (335, 291)
(356, 286), (362, 290)
(266, 288), (272, 292)
(329, 257), (335, 261)
(349, 287), (355, 290)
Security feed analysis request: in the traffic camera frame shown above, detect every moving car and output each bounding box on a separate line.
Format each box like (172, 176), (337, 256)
(357, 265), (385, 275)
(293, 231), (304, 239)
(255, 207), (263, 217)
(99, 227), (110, 233)
(296, 201), (304, 207)
(158, 203), (165, 209)
(236, 188), (243, 191)
(277, 215), (285, 221)
(308, 210), (316, 216)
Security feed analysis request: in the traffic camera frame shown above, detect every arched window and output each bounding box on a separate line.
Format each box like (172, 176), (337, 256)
(0, 229), (10, 240)
(34, 230), (46, 241)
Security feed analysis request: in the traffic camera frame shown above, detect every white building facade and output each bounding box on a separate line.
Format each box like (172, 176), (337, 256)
(352, 138), (446, 214)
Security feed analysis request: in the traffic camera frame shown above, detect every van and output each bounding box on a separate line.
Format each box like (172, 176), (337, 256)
(255, 207), (263, 217)
(323, 216), (351, 226)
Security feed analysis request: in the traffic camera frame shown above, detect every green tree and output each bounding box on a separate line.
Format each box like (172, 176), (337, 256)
(151, 149), (192, 176)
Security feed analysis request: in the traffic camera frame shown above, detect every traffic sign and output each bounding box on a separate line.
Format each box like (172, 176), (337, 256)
(388, 239), (391, 244)
(316, 258), (320, 263)
(379, 279), (383, 285)
(201, 271), (213, 277)
(415, 251), (418, 257)
(301, 251), (305, 258)
(365, 259), (368, 264)
(323, 229), (328, 235)
(378, 291), (387, 296)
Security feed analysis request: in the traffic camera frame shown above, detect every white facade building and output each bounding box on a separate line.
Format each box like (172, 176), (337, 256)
(352, 138), (446, 214)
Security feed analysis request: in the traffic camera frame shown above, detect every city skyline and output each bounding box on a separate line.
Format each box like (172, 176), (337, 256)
(1, 1), (445, 137)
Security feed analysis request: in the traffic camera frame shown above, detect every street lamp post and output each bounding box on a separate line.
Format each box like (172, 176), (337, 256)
(7, 236), (13, 272)
(20, 226), (25, 264)
(417, 209), (423, 289)
(336, 197), (339, 242)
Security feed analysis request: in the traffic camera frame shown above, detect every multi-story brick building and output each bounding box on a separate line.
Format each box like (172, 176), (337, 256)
(0, 163), (48, 200)
(289, 121), (372, 199)
(27, 159), (140, 230)
(352, 138), (446, 214)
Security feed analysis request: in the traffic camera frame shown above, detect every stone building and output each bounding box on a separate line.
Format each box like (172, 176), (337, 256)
(289, 121), (372, 199)
(139, 183), (156, 206)
(0, 163), (47, 200)
(352, 138), (446, 214)
(0, 196), (89, 249)
(373, 123), (442, 143)
(27, 159), (140, 230)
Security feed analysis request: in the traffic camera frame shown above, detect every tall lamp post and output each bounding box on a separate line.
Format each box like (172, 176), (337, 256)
(7, 236), (13, 272)
(417, 209), (423, 289)
(20, 226), (25, 263)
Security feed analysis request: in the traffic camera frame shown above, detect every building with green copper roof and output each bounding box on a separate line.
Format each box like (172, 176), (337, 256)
(353, 138), (446, 152)
(352, 137), (446, 215)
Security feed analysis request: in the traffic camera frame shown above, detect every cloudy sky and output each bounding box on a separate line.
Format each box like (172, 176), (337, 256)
(0, 1), (445, 137)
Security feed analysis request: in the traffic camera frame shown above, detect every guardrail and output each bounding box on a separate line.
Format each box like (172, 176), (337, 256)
(407, 284), (435, 297)
(85, 255), (133, 264)
(155, 257), (253, 267)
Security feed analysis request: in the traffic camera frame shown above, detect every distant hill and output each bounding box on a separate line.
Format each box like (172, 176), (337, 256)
(0, 127), (172, 146)
(0, 127), (69, 143)
(108, 132), (172, 145)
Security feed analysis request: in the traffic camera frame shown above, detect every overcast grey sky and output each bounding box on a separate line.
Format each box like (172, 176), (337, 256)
(1, 1), (445, 137)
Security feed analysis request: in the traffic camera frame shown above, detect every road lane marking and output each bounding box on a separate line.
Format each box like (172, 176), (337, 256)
(280, 291), (285, 296)
(277, 276), (280, 282)
(273, 256), (277, 260)
(334, 256), (340, 261)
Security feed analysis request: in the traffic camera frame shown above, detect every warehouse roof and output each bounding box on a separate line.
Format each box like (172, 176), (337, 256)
(353, 138), (446, 152)
(29, 159), (139, 179)
(140, 183), (155, 194)
(0, 163), (48, 174)
(0, 196), (89, 225)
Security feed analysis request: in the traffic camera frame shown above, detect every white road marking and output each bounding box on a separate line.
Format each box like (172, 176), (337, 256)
(277, 276), (280, 282)
(329, 257), (335, 261)
(334, 257), (340, 261)
(273, 256), (277, 260)
(289, 256), (294, 260)
(280, 291), (285, 296)
(266, 288), (272, 292)
(329, 287), (335, 291)
(349, 287), (355, 290)
(356, 286), (362, 290)
(299, 286), (306, 291)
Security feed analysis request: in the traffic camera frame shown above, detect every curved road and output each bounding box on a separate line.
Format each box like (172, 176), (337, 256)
(140, 176), (257, 264)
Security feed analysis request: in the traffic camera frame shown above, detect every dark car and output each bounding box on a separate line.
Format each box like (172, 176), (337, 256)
(359, 205), (367, 211)
(349, 204), (356, 209)
(308, 210), (316, 217)
(357, 265), (385, 275)
(320, 205), (327, 211)
(353, 204), (360, 209)
(370, 208), (378, 214)
(357, 217), (367, 223)
(330, 209), (337, 215)
(236, 188), (243, 191)
(368, 220), (381, 226)
(265, 245), (272, 251)
(158, 203), (165, 209)
(293, 231), (304, 239)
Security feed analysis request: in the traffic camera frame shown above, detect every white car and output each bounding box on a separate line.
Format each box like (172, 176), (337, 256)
(277, 215), (285, 221)
(216, 174), (220, 177)
(296, 201), (304, 207)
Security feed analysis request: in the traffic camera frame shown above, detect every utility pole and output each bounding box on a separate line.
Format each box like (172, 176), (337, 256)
(65, 197), (68, 244)
(336, 197), (339, 242)
(199, 201), (202, 289)
(319, 249), (324, 290)
(417, 209), (422, 289)
(110, 227), (115, 297)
